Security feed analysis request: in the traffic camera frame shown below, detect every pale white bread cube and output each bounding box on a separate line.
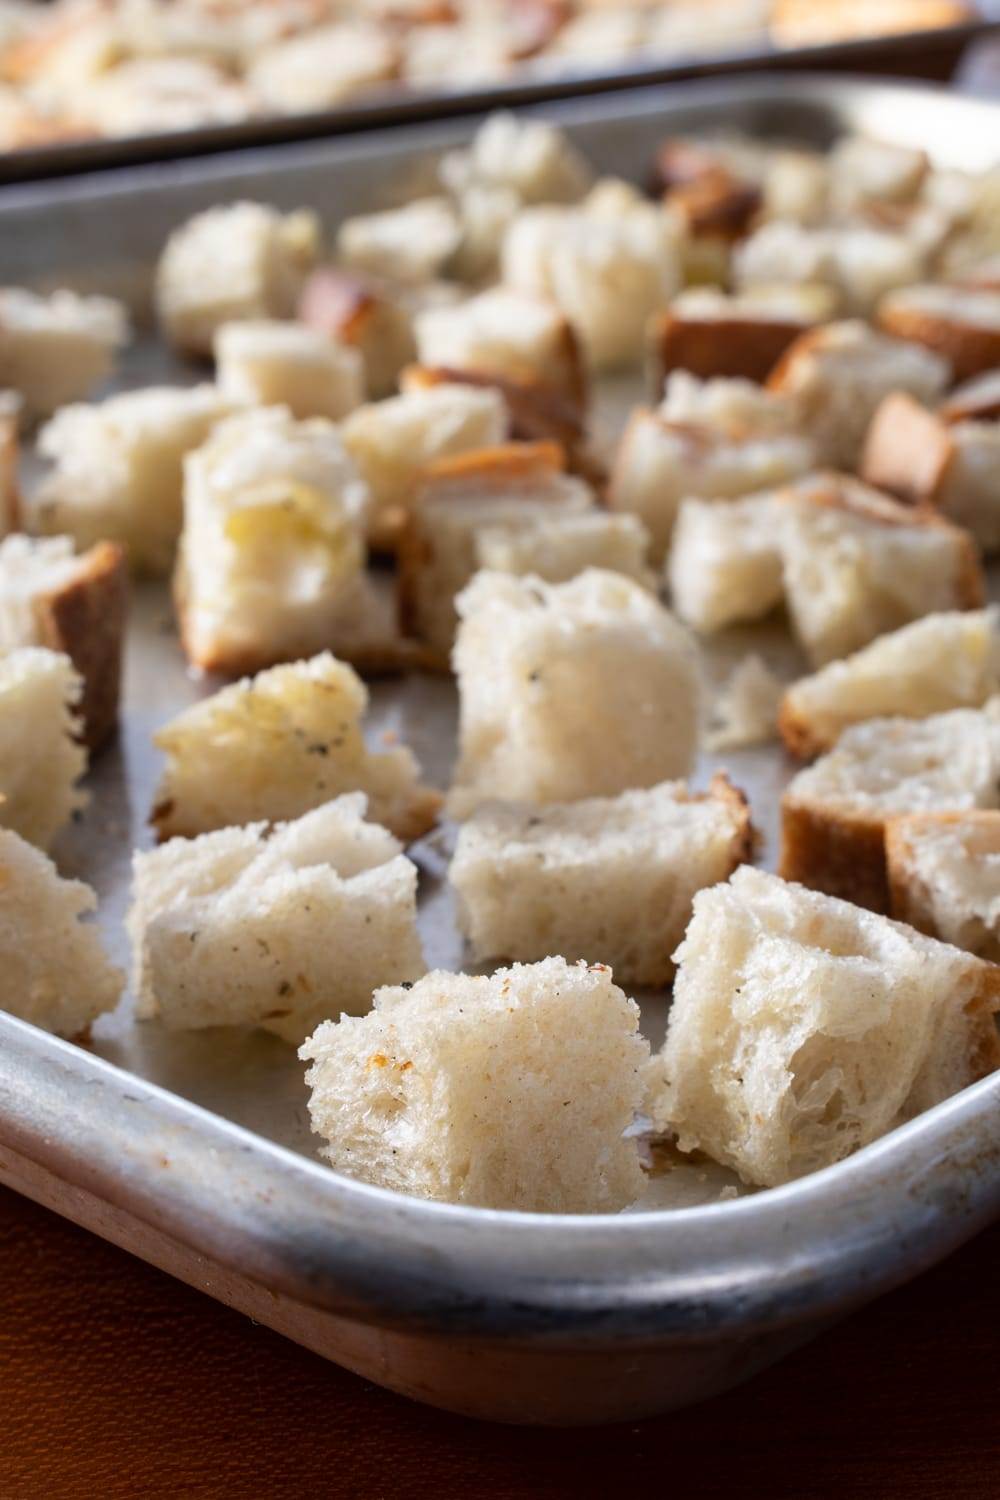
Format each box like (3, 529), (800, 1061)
(0, 396), (19, 535)
(438, 111), (592, 206)
(151, 652), (441, 845)
(759, 148), (830, 225)
(413, 287), (585, 408)
(299, 956), (649, 1213)
(609, 374), (814, 563)
(650, 283), (838, 385)
(938, 424), (1000, 553)
(780, 699), (1000, 913)
(297, 267), (418, 400)
(336, 197), (462, 286)
(501, 184), (682, 370)
(397, 443), (595, 660)
(475, 510), (654, 591)
(767, 319), (950, 469)
(33, 384), (239, 575)
(449, 570), (702, 819)
(0, 646), (86, 850)
(0, 287), (127, 422)
(940, 368), (1000, 425)
(0, 534), (126, 751)
(778, 472), (984, 668)
(827, 135), (928, 216)
(175, 406), (396, 676)
(733, 220), (925, 317)
(450, 775), (752, 986)
(128, 795), (424, 1044)
(667, 492), (785, 633)
(0, 827), (123, 1037)
(71, 56), (252, 138)
(887, 811), (1000, 963)
(706, 654), (784, 751)
(340, 382), (507, 551)
(213, 319), (363, 421)
(399, 19), (513, 90)
(878, 284), (1000, 383)
(644, 866), (1000, 1188)
(780, 608), (1000, 760)
(246, 21), (396, 112)
(156, 201), (321, 357)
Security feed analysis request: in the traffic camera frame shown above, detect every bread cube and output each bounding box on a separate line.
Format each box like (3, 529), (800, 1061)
(0, 647), (86, 850)
(397, 443), (594, 660)
(151, 652), (440, 845)
(450, 775), (751, 985)
(33, 384), (238, 575)
(886, 811), (1000, 962)
(501, 184), (682, 370)
(175, 406), (393, 676)
(129, 795), (424, 1044)
(828, 135), (928, 215)
(340, 382), (507, 551)
(156, 201), (321, 357)
(878, 284), (1000, 382)
(337, 197), (462, 286)
(0, 287), (127, 423)
(0, 397), (19, 535)
(414, 287), (585, 409)
(767, 319), (951, 469)
(438, 111), (592, 207)
(649, 284), (838, 386)
(299, 956), (649, 1213)
(609, 372), (814, 562)
(449, 570), (702, 818)
(940, 368), (1000, 425)
(770, 0), (970, 46)
(733, 220), (924, 316)
(645, 866), (1000, 1188)
(780, 700), (1000, 913)
(667, 491), (784, 633)
(475, 509), (653, 591)
(0, 827), (123, 1037)
(297, 267), (417, 399)
(780, 608), (1000, 760)
(214, 319), (363, 421)
(246, 21), (396, 113)
(0, 535), (126, 750)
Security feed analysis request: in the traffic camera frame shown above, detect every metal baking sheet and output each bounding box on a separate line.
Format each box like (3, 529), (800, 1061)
(0, 75), (998, 1425)
(1, 12), (997, 185)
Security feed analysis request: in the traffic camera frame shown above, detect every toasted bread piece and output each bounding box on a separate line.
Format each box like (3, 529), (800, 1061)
(649, 284), (837, 385)
(0, 398), (19, 535)
(657, 149), (762, 242)
(475, 509), (653, 591)
(0, 646), (86, 850)
(734, 221), (924, 317)
(151, 653), (440, 845)
(0, 535), (126, 750)
(297, 267), (417, 399)
(0, 287), (127, 423)
(860, 391), (955, 507)
(645, 864), (1000, 1188)
(878, 285), (1000, 382)
(337, 197), (462, 286)
(129, 794), (424, 1044)
(449, 569), (702, 818)
(780, 700), (1000, 912)
(940, 368), (1000, 424)
(451, 774), (751, 985)
(827, 136), (928, 216)
(300, 956), (648, 1213)
(213, 319), (363, 421)
(667, 491), (784, 633)
(887, 810), (1000, 961)
(0, 827), (123, 1038)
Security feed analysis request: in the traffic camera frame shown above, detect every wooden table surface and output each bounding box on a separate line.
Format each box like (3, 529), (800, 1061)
(0, 1182), (996, 1499)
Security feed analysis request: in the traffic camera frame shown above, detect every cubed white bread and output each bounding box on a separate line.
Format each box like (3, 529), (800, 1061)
(397, 443), (594, 660)
(413, 287), (585, 408)
(33, 384), (238, 575)
(733, 221), (925, 317)
(0, 287), (127, 423)
(450, 775), (752, 985)
(770, 0), (971, 46)
(667, 492), (785, 633)
(878, 284), (1000, 382)
(827, 135), (928, 215)
(336, 197), (462, 286)
(706, 654), (784, 750)
(299, 956), (649, 1213)
(0, 534), (126, 750)
(938, 423), (1000, 553)
(887, 811), (1000, 962)
(213, 319), (363, 421)
(155, 201), (321, 357)
(644, 866), (1000, 1188)
(780, 608), (1000, 760)
(475, 510), (654, 591)
(151, 652), (440, 845)
(175, 406), (393, 676)
(780, 699), (1000, 913)
(609, 374), (814, 563)
(0, 398), (19, 534)
(0, 646), (86, 850)
(940, 368), (1000, 424)
(246, 21), (396, 112)
(501, 184), (682, 371)
(767, 319), (950, 469)
(69, 56), (252, 138)
(649, 284), (838, 385)
(448, 570), (702, 818)
(759, 148), (830, 224)
(340, 382), (507, 551)
(438, 112), (592, 206)
(297, 267), (417, 399)
(129, 794), (424, 1044)
(0, 827), (122, 1037)
(778, 472), (984, 667)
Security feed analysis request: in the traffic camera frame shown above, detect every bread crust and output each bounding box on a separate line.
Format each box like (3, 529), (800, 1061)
(0, 410), (19, 535)
(651, 308), (808, 386)
(705, 771), (756, 868)
(34, 541), (127, 752)
(151, 781), (442, 848)
(652, 141), (761, 240)
(779, 796), (892, 914)
(860, 393), (955, 508)
(940, 371), (1000, 425)
(776, 696), (827, 762)
(877, 300), (1000, 383)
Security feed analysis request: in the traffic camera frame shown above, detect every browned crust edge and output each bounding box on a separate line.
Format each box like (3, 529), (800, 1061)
(779, 796), (891, 915)
(36, 540), (127, 753)
(877, 303), (1000, 384)
(650, 308), (809, 386)
(859, 392), (956, 508)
